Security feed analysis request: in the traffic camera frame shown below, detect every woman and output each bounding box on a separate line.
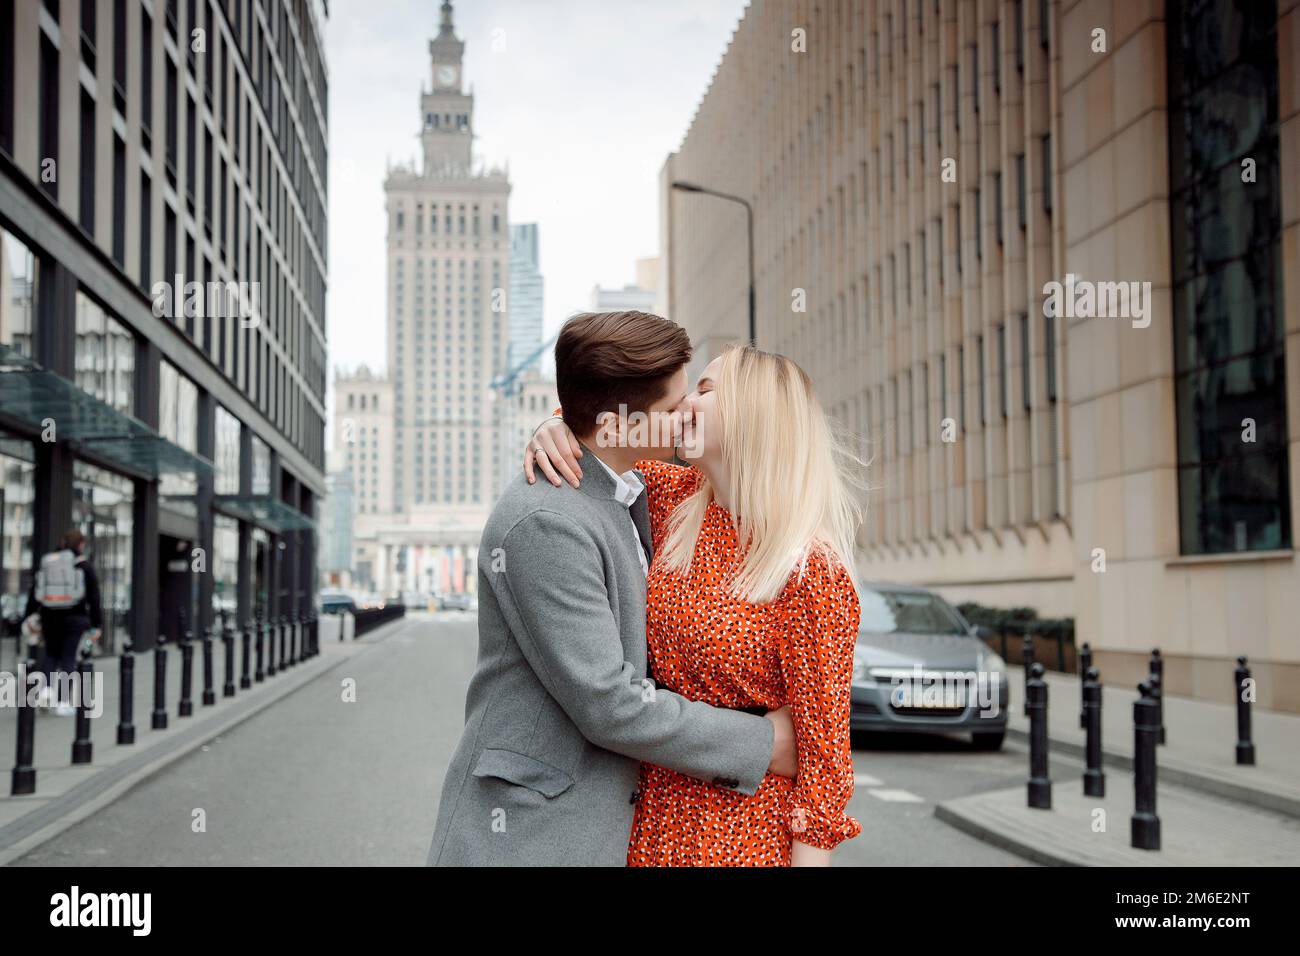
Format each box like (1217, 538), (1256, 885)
(524, 345), (864, 867)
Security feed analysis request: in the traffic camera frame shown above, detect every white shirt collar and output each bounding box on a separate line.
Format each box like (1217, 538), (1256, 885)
(591, 455), (644, 509)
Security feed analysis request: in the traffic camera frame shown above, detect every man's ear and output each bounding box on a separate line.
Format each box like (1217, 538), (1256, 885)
(594, 410), (622, 449)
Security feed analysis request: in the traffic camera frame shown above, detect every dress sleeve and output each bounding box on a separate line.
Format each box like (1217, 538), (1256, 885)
(777, 550), (864, 851)
(634, 459), (701, 541)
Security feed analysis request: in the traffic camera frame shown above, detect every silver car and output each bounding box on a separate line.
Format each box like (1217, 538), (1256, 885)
(850, 583), (1010, 750)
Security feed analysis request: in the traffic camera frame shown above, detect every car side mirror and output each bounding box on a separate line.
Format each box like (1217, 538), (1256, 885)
(972, 625), (994, 641)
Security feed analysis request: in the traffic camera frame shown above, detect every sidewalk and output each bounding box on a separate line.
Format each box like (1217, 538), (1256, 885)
(1002, 664), (1300, 819)
(0, 614), (406, 866)
(935, 777), (1300, 866)
(933, 664), (1300, 866)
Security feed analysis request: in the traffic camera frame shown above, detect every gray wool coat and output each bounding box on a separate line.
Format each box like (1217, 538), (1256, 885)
(425, 455), (775, 866)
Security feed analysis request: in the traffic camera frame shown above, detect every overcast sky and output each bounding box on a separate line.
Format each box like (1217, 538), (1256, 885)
(323, 0), (749, 383)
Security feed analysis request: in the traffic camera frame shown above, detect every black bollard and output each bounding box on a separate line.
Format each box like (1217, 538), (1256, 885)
(1234, 656), (1256, 765)
(221, 613), (236, 698)
(289, 612), (299, 667)
(266, 614), (278, 677)
(11, 657), (38, 795)
(278, 615), (288, 670)
(1082, 665), (1105, 797)
(1026, 662), (1051, 809)
(117, 639), (136, 745)
(1022, 632), (1034, 717)
(242, 618), (255, 688)
(71, 649), (94, 764)
(1078, 642), (1093, 729)
(339, 610), (345, 642)
(1131, 680), (1161, 850)
(201, 623), (216, 706)
(253, 616), (264, 682)
(1149, 648), (1166, 744)
(178, 609), (194, 718)
(151, 635), (168, 730)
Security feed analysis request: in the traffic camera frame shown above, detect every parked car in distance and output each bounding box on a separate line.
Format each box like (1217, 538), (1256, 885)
(850, 582), (1009, 750)
(439, 592), (476, 612)
(319, 589), (356, 615)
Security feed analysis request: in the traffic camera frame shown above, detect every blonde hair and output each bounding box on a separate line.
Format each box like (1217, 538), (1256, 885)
(659, 345), (865, 604)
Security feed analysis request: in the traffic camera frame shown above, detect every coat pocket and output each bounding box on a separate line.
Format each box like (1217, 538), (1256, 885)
(471, 748), (575, 798)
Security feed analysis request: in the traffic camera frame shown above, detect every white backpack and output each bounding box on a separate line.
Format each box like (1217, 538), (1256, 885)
(35, 549), (86, 609)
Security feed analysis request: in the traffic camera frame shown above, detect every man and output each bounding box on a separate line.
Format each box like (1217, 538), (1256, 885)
(426, 311), (796, 866)
(27, 529), (103, 716)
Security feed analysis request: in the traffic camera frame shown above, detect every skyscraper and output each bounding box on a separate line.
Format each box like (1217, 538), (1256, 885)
(377, 0), (510, 594)
(508, 223), (543, 371)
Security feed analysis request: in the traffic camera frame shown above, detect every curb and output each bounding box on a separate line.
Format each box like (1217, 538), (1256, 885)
(0, 616), (413, 866)
(933, 797), (1080, 868)
(1003, 725), (1300, 821)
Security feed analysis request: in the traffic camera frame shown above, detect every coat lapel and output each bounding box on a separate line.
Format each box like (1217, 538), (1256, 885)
(630, 474), (653, 565)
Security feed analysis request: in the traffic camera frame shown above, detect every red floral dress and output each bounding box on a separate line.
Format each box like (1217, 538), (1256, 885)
(626, 460), (863, 866)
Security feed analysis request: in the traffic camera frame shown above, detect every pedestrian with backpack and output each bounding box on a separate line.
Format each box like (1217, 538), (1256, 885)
(25, 529), (103, 716)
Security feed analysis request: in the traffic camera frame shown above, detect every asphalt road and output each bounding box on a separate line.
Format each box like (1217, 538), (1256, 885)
(12, 613), (1032, 866)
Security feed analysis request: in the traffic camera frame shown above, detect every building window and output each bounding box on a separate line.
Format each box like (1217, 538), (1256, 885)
(0, 0), (13, 156)
(997, 325), (1008, 418)
(0, 436), (36, 621)
(1041, 133), (1053, 214)
(74, 292), (135, 415)
(992, 21), (1001, 95)
(1044, 312), (1057, 403)
(994, 171), (1004, 245)
(138, 169), (152, 292)
(958, 344), (966, 431)
(0, 230), (38, 358)
(251, 434), (271, 495)
(39, 35), (59, 200)
(1020, 313), (1031, 411)
(214, 404), (240, 494)
(78, 91), (96, 233)
(1015, 153), (1027, 229)
(1014, 0), (1025, 72)
(977, 334), (986, 426)
(112, 0), (127, 112)
(112, 135), (126, 266)
(1167, 0), (1288, 554)
(140, 8), (152, 144)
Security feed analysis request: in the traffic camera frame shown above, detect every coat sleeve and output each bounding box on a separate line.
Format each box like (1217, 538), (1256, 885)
(777, 551), (864, 850)
(495, 508), (775, 795)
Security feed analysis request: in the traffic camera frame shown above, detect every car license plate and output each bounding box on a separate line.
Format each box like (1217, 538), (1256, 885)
(891, 683), (966, 708)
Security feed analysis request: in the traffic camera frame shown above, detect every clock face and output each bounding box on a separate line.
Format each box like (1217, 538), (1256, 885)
(437, 65), (457, 87)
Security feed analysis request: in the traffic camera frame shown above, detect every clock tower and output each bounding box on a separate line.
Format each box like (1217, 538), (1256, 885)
(421, 1), (472, 172)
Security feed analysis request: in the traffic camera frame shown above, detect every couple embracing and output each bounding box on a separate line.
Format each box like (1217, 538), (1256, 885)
(426, 310), (864, 867)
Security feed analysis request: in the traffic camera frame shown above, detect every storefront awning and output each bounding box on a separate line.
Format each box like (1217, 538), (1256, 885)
(0, 345), (213, 481)
(214, 494), (316, 533)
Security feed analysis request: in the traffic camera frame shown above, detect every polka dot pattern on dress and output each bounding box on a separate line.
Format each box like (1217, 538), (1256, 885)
(626, 459), (863, 867)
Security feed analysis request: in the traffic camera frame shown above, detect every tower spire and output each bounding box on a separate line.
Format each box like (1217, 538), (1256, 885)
(439, 1), (455, 38)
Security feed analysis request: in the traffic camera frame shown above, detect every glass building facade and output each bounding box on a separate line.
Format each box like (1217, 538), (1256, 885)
(0, 1), (327, 655)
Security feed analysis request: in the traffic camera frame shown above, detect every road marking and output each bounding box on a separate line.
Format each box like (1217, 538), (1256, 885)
(866, 788), (925, 803)
(853, 772), (883, 787)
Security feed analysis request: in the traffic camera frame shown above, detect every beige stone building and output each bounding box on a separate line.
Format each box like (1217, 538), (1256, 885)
(331, 365), (393, 591)
(660, 0), (1300, 711)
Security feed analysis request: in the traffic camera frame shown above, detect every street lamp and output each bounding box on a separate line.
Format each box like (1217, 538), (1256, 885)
(670, 181), (756, 346)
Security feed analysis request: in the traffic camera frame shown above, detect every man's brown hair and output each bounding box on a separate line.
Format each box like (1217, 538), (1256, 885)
(61, 529), (85, 552)
(554, 311), (692, 437)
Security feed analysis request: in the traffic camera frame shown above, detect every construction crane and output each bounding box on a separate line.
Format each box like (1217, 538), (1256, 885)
(488, 331), (559, 399)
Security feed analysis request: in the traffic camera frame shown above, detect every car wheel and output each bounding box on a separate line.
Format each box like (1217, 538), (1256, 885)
(971, 731), (1005, 751)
